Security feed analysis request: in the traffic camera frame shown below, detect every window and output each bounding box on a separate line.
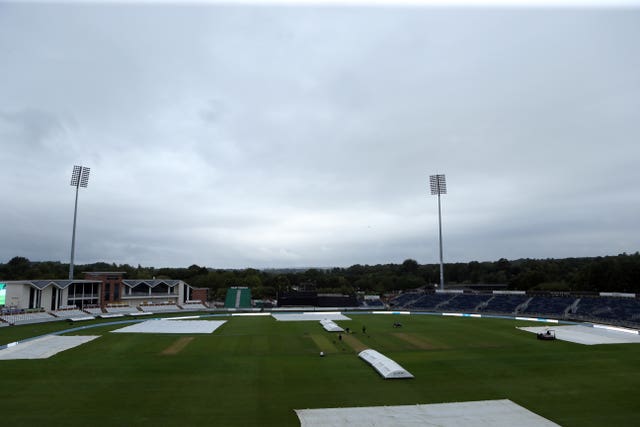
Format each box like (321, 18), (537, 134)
(152, 283), (169, 295)
(104, 283), (111, 302)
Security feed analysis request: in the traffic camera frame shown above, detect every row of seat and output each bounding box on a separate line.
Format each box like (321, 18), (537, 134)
(389, 292), (640, 325)
(0, 311), (57, 325)
(0, 302), (211, 325)
(139, 304), (181, 312)
(181, 303), (208, 311)
(51, 309), (90, 319)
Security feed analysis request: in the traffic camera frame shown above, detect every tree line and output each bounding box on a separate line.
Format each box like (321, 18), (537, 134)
(1, 252), (639, 299)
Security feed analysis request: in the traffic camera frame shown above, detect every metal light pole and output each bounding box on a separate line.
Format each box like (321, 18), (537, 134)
(430, 174), (446, 290)
(69, 165), (90, 280)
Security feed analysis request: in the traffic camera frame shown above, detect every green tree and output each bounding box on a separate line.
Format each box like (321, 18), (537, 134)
(400, 259), (419, 274)
(6, 256), (31, 279)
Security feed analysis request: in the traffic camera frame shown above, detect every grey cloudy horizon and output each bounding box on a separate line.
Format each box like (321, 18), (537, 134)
(1, 2), (639, 269)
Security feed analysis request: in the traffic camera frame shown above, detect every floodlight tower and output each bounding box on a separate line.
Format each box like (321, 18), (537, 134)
(69, 165), (90, 280)
(430, 174), (446, 290)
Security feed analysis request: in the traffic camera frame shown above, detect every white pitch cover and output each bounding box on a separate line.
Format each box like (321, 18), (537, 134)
(319, 319), (344, 332)
(358, 349), (414, 379)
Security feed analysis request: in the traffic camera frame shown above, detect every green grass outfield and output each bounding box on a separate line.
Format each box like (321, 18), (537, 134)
(1, 313), (639, 426)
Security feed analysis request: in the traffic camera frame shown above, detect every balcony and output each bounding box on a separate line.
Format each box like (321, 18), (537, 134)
(122, 293), (177, 299)
(67, 294), (99, 299)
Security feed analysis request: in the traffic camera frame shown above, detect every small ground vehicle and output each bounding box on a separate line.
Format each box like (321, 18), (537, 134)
(537, 329), (556, 340)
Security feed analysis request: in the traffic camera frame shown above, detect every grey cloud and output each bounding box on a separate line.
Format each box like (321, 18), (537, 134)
(0, 4), (639, 268)
(199, 99), (227, 124)
(0, 108), (67, 147)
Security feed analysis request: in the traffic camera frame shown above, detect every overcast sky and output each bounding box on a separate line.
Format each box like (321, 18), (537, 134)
(1, 0), (639, 269)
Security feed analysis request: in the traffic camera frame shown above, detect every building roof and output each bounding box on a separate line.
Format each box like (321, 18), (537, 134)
(122, 279), (183, 288)
(32, 280), (73, 289)
(3, 280), (101, 290)
(3, 279), (186, 289)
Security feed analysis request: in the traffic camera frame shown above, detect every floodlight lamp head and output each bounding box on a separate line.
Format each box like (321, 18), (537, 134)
(429, 174), (446, 195)
(70, 165), (90, 188)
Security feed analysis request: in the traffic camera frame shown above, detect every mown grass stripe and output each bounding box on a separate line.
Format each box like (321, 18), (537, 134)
(309, 334), (338, 353)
